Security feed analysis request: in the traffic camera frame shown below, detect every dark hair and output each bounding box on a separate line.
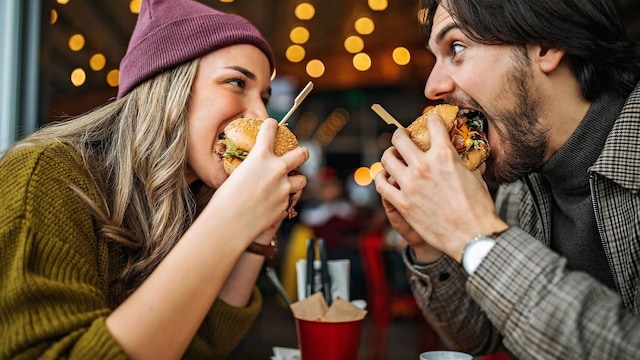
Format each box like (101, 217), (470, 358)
(419, 0), (640, 100)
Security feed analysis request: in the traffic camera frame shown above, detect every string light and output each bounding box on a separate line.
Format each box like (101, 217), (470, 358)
(306, 59), (325, 78)
(392, 47), (411, 65)
(106, 70), (119, 87)
(285, 45), (306, 63)
(294, 3), (315, 20)
(290, 26), (310, 44)
(68, 34), (85, 52)
(369, 162), (383, 177)
(89, 53), (106, 71)
(344, 35), (364, 54)
(354, 17), (375, 35)
(368, 0), (388, 11)
(71, 68), (86, 87)
(354, 167), (373, 186)
(130, 0), (141, 14)
(353, 53), (371, 71)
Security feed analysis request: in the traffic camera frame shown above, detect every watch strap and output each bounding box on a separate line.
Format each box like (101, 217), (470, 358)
(246, 236), (278, 258)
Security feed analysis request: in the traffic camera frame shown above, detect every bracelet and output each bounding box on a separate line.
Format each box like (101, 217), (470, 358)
(246, 236), (278, 258)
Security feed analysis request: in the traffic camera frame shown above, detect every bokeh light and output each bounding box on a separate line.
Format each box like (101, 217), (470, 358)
(71, 68), (86, 86)
(354, 166), (373, 186)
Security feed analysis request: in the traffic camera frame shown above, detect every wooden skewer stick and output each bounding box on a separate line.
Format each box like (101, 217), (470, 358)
(279, 81), (314, 125)
(371, 103), (404, 128)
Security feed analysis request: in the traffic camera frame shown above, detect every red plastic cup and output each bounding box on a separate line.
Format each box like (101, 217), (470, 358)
(295, 317), (364, 360)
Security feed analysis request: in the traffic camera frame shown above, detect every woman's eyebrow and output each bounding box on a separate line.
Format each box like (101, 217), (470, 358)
(225, 65), (256, 79)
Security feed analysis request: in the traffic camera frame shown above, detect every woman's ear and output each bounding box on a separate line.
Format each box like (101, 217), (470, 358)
(530, 44), (565, 74)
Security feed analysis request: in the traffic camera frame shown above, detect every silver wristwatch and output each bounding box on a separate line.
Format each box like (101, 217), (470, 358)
(461, 235), (496, 275)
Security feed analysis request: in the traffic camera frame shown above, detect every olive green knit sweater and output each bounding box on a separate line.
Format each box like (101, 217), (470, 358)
(0, 141), (261, 359)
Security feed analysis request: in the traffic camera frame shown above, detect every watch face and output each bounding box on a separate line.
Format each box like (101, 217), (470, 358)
(462, 236), (496, 275)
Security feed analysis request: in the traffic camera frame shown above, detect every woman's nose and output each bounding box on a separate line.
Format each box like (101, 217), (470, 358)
(244, 99), (269, 119)
(424, 62), (454, 101)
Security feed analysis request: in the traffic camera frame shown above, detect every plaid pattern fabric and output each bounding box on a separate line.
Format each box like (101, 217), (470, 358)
(403, 82), (640, 360)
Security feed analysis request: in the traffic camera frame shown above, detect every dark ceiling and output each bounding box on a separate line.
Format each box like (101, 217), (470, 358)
(44, 0), (640, 143)
(41, 0), (640, 177)
(45, 0), (640, 104)
(46, 0), (433, 101)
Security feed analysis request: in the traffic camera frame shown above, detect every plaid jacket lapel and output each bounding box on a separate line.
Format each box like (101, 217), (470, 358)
(589, 83), (640, 313)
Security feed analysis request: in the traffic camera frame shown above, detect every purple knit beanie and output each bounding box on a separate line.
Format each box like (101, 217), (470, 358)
(117, 0), (275, 98)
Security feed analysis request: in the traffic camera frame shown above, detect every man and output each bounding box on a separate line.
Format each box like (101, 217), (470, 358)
(375, 0), (640, 359)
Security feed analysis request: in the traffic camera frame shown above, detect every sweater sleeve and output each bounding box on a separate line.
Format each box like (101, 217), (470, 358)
(1, 142), (263, 359)
(185, 287), (262, 360)
(0, 142), (128, 359)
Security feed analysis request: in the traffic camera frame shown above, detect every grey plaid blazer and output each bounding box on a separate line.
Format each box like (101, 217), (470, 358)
(404, 82), (640, 360)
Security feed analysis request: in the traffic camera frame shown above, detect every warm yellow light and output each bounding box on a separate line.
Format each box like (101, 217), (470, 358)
(354, 167), (373, 186)
(314, 109), (349, 145)
(354, 17), (375, 35)
(57, 0), (70, 4)
(392, 47), (411, 65)
(71, 68), (86, 87)
(51, 9), (58, 24)
(219, 0), (235, 3)
(285, 45), (306, 63)
(289, 26), (310, 44)
(295, 3), (315, 20)
(369, 162), (383, 178)
(106, 69), (120, 87)
(368, 0), (388, 11)
(306, 59), (325, 78)
(418, 8), (428, 25)
(353, 53), (371, 71)
(130, 0), (141, 14)
(68, 34), (85, 51)
(271, 69), (277, 81)
(344, 35), (364, 54)
(89, 54), (106, 71)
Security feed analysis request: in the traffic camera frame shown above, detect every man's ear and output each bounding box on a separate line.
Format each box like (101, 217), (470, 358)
(530, 44), (565, 74)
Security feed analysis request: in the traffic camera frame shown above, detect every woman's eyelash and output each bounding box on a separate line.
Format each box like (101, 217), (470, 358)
(227, 77), (246, 88)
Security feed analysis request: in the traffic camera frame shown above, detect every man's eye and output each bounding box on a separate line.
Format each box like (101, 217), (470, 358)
(452, 43), (465, 56)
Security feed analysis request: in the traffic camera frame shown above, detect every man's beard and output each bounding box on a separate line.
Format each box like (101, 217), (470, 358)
(483, 50), (549, 184)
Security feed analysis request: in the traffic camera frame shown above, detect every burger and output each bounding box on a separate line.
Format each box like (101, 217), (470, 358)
(214, 117), (301, 217)
(215, 118), (300, 174)
(407, 104), (489, 171)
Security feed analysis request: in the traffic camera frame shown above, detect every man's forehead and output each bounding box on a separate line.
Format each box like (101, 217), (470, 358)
(427, 4), (456, 47)
(431, 3), (453, 28)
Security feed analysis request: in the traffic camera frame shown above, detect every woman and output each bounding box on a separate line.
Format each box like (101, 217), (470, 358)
(0, 0), (308, 358)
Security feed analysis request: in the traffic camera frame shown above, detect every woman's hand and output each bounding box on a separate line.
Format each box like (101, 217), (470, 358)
(203, 118), (308, 248)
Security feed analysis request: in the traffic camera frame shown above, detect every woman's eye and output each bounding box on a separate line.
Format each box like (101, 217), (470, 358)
(228, 78), (246, 89)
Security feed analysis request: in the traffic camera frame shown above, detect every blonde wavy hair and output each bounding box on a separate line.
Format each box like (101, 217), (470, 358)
(7, 59), (205, 292)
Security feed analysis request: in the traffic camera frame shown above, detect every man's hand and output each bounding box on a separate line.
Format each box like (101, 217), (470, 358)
(375, 113), (507, 262)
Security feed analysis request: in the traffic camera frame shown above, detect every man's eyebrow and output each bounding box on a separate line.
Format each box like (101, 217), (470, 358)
(225, 65), (256, 79)
(430, 22), (458, 49)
